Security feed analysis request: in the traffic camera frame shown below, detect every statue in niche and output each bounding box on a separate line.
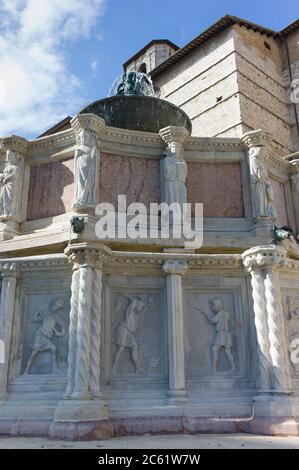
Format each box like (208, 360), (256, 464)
(285, 296), (299, 373)
(162, 144), (187, 206)
(24, 297), (65, 375)
(72, 128), (98, 210)
(0, 149), (24, 220)
(248, 146), (276, 220)
(112, 295), (148, 373)
(188, 297), (236, 373)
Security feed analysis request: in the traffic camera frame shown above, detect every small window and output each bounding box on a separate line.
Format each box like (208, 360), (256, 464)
(138, 63), (147, 74)
(264, 41), (271, 51)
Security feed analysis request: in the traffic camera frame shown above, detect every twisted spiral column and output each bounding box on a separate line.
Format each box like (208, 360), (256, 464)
(264, 268), (290, 393)
(65, 266), (80, 397)
(72, 264), (93, 398)
(89, 267), (103, 396)
(248, 268), (271, 391)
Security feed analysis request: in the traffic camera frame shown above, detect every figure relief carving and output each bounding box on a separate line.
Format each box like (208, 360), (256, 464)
(112, 295), (152, 374)
(24, 297), (66, 375)
(284, 296), (299, 374)
(188, 297), (236, 373)
(248, 146), (276, 221)
(0, 149), (24, 221)
(73, 128), (98, 210)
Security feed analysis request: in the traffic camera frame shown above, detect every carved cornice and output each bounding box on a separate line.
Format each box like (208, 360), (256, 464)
(162, 259), (188, 275)
(242, 129), (271, 149)
(28, 129), (76, 155)
(185, 137), (243, 153)
(102, 127), (162, 148)
(106, 251), (242, 269)
(0, 255), (69, 271)
(267, 149), (290, 171)
(65, 243), (112, 270)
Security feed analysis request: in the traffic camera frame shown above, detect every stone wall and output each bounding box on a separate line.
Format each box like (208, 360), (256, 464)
(99, 153), (161, 209)
(187, 162), (244, 217)
(154, 29), (242, 138)
(27, 159), (74, 221)
(154, 24), (299, 154)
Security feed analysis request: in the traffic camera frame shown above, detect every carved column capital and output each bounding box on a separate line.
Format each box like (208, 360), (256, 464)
(70, 113), (106, 139)
(0, 262), (19, 278)
(242, 245), (287, 272)
(241, 129), (271, 149)
(65, 243), (111, 270)
(159, 126), (190, 158)
(162, 259), (188, 276)
(0, 135), (29, 158)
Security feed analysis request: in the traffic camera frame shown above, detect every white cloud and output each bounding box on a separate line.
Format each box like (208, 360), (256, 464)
(91, 59), (99, 73)
(0, 0), (106, 138)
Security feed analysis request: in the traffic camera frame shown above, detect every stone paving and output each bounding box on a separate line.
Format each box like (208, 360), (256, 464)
(0, 434), (298, 449)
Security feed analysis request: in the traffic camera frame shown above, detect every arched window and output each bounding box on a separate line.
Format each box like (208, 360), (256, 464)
(137, 63), (147, 74)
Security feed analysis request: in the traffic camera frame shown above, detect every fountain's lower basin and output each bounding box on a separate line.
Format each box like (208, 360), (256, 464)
(79, 95), (192, 134)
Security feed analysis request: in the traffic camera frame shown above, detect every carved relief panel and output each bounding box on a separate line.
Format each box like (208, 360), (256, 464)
(20, 292), (70, 375)
(103, 276), (167, 387)
(183, 277), (252, 385)
(283, 295), (299, 377)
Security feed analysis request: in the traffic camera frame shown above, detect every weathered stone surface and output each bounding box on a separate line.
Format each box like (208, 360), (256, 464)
(27, 159), (74, 220)
(99, 153), (161, 209)
(187, 162), (244, 217)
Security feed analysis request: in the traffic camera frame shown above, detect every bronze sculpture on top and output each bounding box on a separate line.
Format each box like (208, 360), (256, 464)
(79, 71), (192, 134)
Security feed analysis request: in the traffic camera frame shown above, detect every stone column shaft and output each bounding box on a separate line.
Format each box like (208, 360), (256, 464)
(72, 264), (93, 398)
(163, 260), (188, 402)
(248, 268), (272, 392)
(0, 263), (18, 399)
(264, 268), (291, 393)
(65, 267), (80, 397)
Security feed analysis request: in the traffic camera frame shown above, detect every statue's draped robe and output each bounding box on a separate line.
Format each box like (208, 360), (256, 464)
(0, 163), (21, 219)
(74, 144), (97, 208)
(163, 156), (187, 205)
(249, 154), (275, 219)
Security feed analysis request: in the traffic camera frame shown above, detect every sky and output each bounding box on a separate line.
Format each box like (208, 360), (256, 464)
(0, 0), (298, 139)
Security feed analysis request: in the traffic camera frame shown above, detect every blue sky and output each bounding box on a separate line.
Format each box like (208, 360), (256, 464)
(0, 0), (298, 139)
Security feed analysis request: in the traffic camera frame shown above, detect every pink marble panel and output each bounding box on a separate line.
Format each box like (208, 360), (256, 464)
(271, 179), (288, 226)
(187, 162), (244, 218)
(100, 154), (161, 209)
(27, 159), (74, 221)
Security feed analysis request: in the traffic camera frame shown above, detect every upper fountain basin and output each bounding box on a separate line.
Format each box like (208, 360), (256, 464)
(79, 95), (192, 134)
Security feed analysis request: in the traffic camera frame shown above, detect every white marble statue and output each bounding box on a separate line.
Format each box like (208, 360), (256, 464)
(189, 298), (236, 373)
(112, 295), (147, 373)
(73, 129), (98, 210)
(162, 145), (187, 205)
(248, 146), (276, 220)
(24, 297), (65, 375)
(0, 149), (24, 220)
